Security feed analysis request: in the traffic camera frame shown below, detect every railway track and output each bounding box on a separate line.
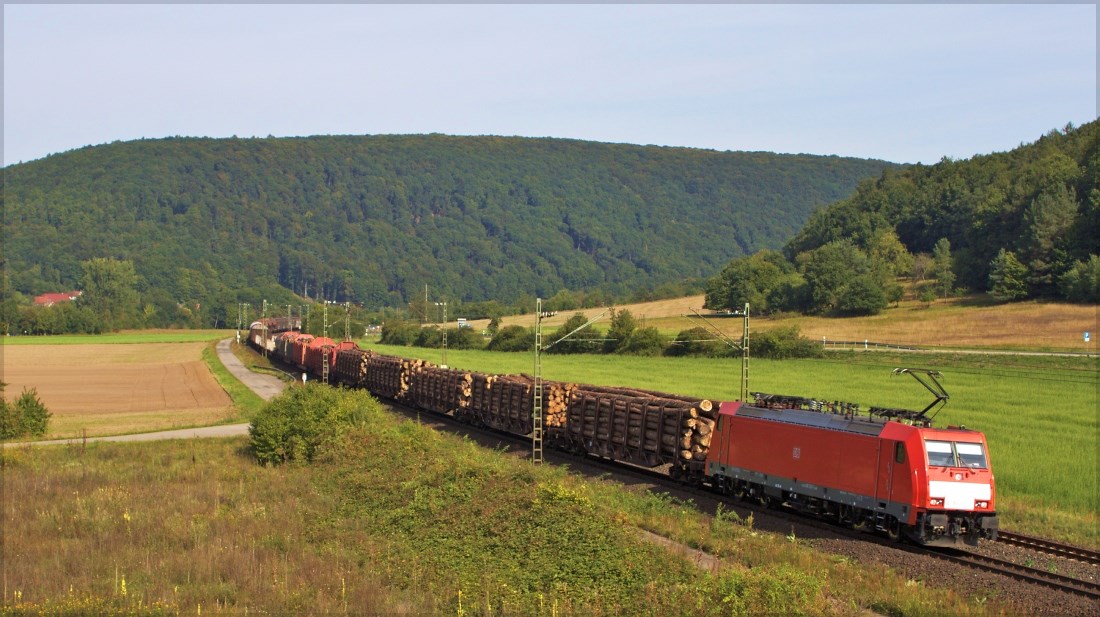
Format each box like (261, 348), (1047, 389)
(918, 546), (1100, 601)
(997, 531), (1100, 566)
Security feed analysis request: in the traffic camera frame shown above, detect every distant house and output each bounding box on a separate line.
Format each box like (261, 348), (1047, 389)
(33, 291), (82, 307)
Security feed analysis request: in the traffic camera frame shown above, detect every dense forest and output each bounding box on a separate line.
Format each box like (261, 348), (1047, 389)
(706, 121), (1100, 315)
(2, 135), (890, 331)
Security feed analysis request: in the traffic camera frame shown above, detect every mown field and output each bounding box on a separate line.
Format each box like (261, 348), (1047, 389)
(362, 341), (1099, 548)
(2, 401), (1002, 616)
(485, 294), (1097, 353)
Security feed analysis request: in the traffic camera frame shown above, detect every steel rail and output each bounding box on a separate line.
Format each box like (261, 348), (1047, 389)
(996, 531), (1100, 566)
(915, 547), (1100, 601)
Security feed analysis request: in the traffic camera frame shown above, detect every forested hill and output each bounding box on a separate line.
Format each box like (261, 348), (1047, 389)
(3, 135), (890, 312)
(784, 121), (1100, 300)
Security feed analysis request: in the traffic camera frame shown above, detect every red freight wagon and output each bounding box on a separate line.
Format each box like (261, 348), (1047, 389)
(287, 334), (315, 370)
(303, 337), (336, 376)
(705, 401), (997, 546)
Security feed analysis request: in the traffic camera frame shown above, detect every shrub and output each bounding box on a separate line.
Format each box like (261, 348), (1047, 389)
(14, 388), (51, 437)
(249, 384), (380, 465)
(444, 326), (484, 350)
(665, 327), (718, 357)
(1059, 255), (1100, 303)
(0, 384), (52, 440)
(835, 274), (889, 316)
(487, 325), (534, 352)
(603, 308), (636, 353)
(752, 326), (823, 359)
(0, 400), (22, 440)
(379, 320), (421, 346)
(545, 313), (601, 354)
(617, 326), (666, 356)
(413, 326), (442, 348)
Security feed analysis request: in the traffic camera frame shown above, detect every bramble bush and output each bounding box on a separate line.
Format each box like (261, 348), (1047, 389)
(249, 384), (380, 465)
(750, 326), (823, 360)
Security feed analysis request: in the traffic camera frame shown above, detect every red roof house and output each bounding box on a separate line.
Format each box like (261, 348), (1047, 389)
(33, 291), (82, 307)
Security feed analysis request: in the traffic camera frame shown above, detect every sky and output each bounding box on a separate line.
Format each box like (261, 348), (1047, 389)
(3, 3), (1097, 166)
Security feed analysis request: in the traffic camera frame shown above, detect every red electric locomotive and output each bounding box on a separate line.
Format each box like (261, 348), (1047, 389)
(704, 371), (998, 546)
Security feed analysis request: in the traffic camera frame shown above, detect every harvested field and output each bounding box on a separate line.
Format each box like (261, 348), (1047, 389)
(2, 343), (233, 438)
(484, 294), (1098, 351)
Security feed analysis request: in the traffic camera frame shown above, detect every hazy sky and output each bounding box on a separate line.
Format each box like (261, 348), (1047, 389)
(4, 3), (1096, 166)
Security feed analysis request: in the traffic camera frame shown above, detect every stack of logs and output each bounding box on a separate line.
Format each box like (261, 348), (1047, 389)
(406, 365), (471, 415)
(333, 348), (373, 387)
(347, 354), (717, 464)
(565, 384), (716, 463)
(459, 374), (576, 433)
(362, 354), (433, 400)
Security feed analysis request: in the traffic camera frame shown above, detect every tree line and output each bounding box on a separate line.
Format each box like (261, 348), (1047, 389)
(379, 308), (822, 360)
(706, 122), (1100, 315)
(4, 134), (891, 329)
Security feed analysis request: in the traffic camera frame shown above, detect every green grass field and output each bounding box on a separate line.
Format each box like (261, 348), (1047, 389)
(362, 341), (1100, 547)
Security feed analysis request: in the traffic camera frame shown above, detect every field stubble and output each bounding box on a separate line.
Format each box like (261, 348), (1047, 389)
(488, 294), (1098, 352)
(1, 343), (235, 439)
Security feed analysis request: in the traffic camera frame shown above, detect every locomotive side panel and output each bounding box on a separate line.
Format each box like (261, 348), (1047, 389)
(709, 406), (884, 508)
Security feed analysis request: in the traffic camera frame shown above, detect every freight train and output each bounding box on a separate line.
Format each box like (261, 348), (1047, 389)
(247, 319), (998, 546)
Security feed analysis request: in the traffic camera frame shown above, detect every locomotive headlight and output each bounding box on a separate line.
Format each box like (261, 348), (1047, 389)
(975, 500), (989, 509)
(929, 498), (944, 506)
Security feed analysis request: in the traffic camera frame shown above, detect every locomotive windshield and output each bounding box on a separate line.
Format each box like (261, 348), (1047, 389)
(925, 440), (988, 469)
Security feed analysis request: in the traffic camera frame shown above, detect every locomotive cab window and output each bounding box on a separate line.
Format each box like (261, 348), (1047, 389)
(924, 440), (955, 467)
(955, 442), (987, 469)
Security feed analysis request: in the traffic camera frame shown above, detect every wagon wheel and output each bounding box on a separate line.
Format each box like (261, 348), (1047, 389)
(885, 517), (903, 542)
(850, 510), (871, 533)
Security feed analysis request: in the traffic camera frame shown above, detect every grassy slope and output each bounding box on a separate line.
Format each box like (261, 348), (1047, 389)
(2, 408), (997, 616)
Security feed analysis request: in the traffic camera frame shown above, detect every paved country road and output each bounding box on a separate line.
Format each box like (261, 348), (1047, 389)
(4, 338), (285, 448)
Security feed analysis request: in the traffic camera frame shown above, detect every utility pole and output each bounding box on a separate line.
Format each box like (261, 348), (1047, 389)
(533, 299), (544, 464)
(261, 300), (268, 356)
(532, 302), (608, 464)
(434, 301), (448, 367)
(740, 303), (750, 403)
(686, 303), (749, 401)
